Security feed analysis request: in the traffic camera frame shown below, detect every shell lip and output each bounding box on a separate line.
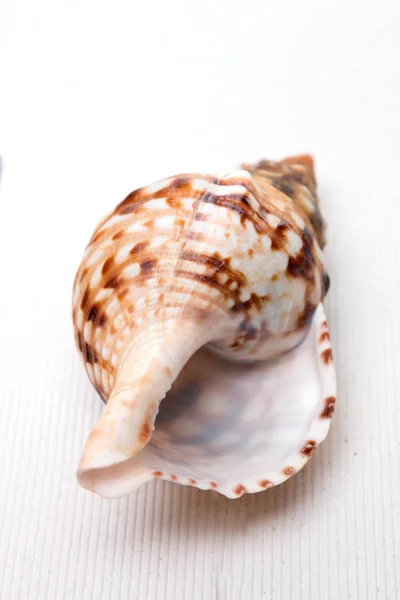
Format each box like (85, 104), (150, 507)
(77, 452), (154, 499)
(77, 303), (336, 499)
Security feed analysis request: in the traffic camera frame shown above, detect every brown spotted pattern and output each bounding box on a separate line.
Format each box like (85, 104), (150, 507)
(321, 348), (334, 365)
(259, 480), (273, 489)
(138, 422), (152, 445)
(319, 331), (330, 343)
(72, 155), (329, 403)
(321, 396), (336, 418)
(301, 440), (317, 456)
(283, 466), (296, 476)
(233, 484), (247, 496)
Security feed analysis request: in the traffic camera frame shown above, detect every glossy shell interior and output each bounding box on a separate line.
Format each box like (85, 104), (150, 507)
(78, 303), (336, 498)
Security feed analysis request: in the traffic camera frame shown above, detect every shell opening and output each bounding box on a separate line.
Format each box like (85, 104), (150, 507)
(77, 305), (336, 498)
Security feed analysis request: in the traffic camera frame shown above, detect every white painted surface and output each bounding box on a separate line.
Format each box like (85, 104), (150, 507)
(0, 0), (399, 598)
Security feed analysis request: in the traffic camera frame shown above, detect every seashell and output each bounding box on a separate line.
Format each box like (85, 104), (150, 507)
(72, 154), (336, 499)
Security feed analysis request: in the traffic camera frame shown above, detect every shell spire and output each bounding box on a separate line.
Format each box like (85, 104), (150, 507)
(241, 154), (326, 248)
(73, 154), (336, 498)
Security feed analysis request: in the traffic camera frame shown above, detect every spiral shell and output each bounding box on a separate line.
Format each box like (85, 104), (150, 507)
(72, 154), (336, 498)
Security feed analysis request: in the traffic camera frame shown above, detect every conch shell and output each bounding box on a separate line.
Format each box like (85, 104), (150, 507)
(72, 154), (336, 498)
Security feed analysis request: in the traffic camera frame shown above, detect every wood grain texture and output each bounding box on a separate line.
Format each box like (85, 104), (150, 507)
(0, 0), (399, 598)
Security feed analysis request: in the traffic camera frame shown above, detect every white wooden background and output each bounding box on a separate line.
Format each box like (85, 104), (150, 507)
(1, 1), (399, 598)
